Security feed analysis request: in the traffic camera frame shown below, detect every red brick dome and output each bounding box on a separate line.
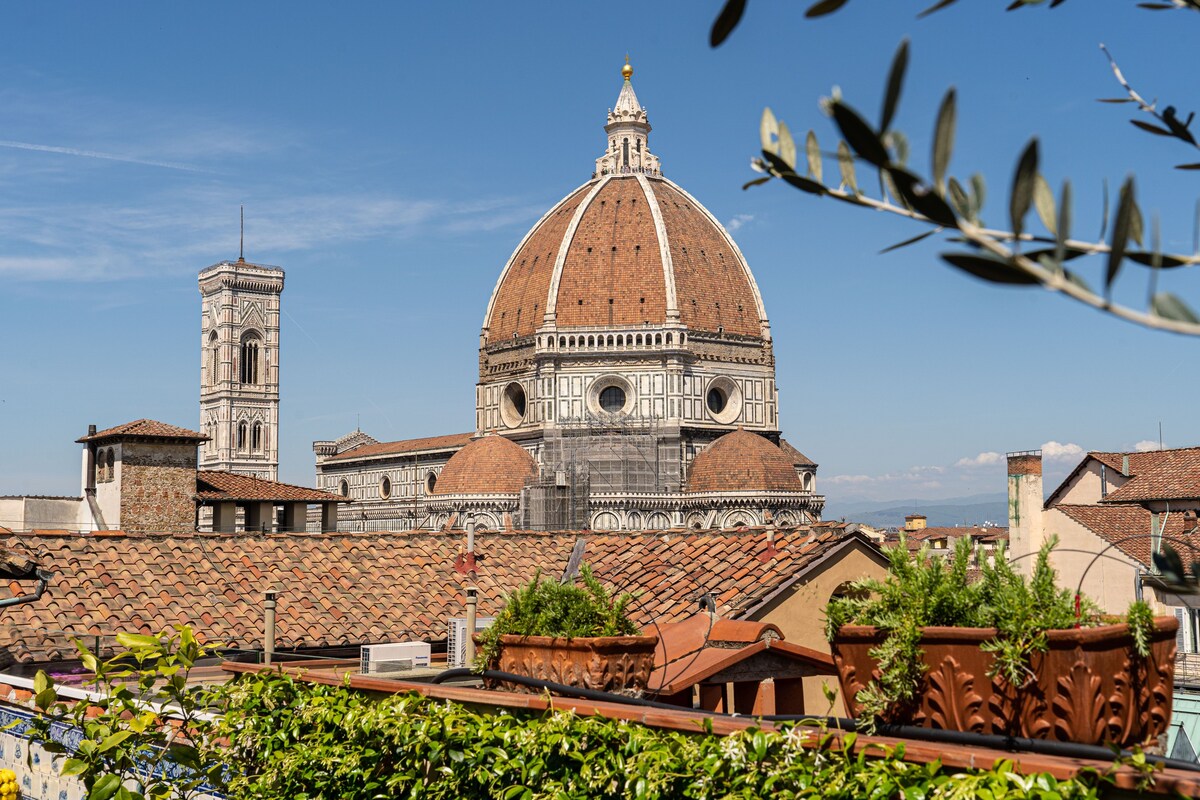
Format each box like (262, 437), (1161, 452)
(687, 429), (803, 493)
(482, 175), (768, 344)
(431, 434), (537, 495)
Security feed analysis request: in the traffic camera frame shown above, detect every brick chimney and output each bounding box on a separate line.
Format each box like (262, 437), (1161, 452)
(1007, 450), (1044, 576)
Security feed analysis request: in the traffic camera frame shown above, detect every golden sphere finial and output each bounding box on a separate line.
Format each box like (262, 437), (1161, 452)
(622, 54), (633, 81)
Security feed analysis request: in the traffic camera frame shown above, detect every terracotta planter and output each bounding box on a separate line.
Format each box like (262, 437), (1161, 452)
(479, 634), (659, 696)
(831, 617), (1178, 746)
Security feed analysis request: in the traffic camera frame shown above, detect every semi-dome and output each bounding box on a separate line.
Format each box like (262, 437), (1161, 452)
(687, 428), (803, 494)
(481, 62), (769, 345)
(431, 433), (537, 496)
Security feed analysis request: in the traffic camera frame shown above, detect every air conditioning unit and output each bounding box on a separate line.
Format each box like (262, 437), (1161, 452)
(360, 641), (431, 675)
(447, 616), (495, 669)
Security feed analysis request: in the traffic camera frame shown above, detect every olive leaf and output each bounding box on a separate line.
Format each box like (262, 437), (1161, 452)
(932, 89), (957, 194)
(1009, 139), (1039, 240)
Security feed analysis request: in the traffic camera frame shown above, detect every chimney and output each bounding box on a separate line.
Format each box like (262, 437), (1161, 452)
(1007, 450), (1044, 576)
(83, 424), (98, 493)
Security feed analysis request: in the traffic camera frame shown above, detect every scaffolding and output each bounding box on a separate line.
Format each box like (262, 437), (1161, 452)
(520, 411), (679, 530)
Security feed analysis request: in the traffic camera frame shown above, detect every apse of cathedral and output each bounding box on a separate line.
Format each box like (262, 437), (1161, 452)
(309, 60), (825, 532)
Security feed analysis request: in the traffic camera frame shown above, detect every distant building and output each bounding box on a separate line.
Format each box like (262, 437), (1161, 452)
(198, 257), (284, 482)
(313, 60), (824, 532)
(1007, 447), (1200, 761)
(0, 419), (346, 535)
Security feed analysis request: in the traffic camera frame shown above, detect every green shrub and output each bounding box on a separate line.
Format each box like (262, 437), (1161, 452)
(473, 564), (639, 671)
(825, 536), (1156, 728)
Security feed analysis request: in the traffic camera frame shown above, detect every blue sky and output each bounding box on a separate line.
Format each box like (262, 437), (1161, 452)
(2, 2), (1198, 511)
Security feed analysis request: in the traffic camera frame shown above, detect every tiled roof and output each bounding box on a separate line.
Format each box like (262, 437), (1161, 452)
(0, 524), (874, 666)
(1100, 446), (1200, 502)
(196, 472), (350, 503)
(687, 429), (804, 493)
(325, 432), (474, 462)
(648, 614), (833, 695)
(1054, 504), (1200, 566)
(778, 439), (816, 468)
(484, 177), (764, 342)
(76, 419), (207, 443)
(432, 434), (536, 495)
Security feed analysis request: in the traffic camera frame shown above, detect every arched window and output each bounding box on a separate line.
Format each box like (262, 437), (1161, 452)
(239, 332), (262, 385)
(587, 336), (595, 347)
(208, 331), (219, 384)
(237, 421), (248, 450)
(380, 475), (392, 499)
(654, 334), (662, 346)
(558, 336), (566, 347)
(340, 480), (350, 497)
(635, 334), (643, 346)
(251, 422), (263, 452)
(666, 333), (673, 345)
(106, 449), (114, 482)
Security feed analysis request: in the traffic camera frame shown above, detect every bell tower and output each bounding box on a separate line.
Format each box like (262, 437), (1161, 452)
(198, 255), (284, 480)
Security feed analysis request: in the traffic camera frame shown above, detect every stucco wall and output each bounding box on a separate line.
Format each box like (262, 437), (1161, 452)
(1052, 460), (1127, 505)
(0, 498), (87, 533)
(1042, 508), (1142, 613)
(750, 542), (889, 716)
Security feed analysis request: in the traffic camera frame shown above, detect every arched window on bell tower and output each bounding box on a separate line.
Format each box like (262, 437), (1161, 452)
(207, 331), (219, 385)
(251, 421), (263, 452)
(237, 421), (248, 451)
(239, 332), (261, 385)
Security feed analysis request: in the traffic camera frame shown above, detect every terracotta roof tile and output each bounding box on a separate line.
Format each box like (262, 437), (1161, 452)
(0, 525), (872, 666)
(1099, 446), (1200, 502)
(1055, 504), (1200, 566)
(196, 471), (350, 503)
(76, 419), (207, 443)
(778, 439), (816, 468)
(687, 429), (803, 493)
(325, 432), (474, 462)
(431, 435), (537, 495)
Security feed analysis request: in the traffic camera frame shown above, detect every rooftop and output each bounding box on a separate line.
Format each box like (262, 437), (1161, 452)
(0, 524), (875, 665)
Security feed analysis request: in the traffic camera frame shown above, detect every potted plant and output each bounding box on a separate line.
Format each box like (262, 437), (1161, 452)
(473, 565), (658, 696)
(825, 536), (1177, 746)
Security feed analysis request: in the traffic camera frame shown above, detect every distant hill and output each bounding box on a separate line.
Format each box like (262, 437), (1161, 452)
(823, 493), (1009, 529)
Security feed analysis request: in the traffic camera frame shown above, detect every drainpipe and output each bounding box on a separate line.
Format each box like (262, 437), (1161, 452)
(84, 425), (97, 494)
(263, 588), (277, 666)
(465, 586), (478, 665)
(0, 569), (52, 609)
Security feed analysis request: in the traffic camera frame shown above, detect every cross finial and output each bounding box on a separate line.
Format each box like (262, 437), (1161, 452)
(622, 54), (633, 81)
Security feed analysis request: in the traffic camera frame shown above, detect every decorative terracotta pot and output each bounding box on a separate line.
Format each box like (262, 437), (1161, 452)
(480, 634), (659, 696)
(831, 617), (1178, 746)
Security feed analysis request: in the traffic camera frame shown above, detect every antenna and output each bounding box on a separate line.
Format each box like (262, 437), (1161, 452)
(239, 205), (245, 261)
(1159, 421), (1164, 450)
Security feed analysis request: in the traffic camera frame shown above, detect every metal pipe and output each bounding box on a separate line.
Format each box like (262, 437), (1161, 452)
(263, 589), (277, 666)
(0, 569), (52, 609)
(464, 587), (478, 665)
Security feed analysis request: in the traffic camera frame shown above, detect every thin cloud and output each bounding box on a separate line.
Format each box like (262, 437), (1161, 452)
(726, 214), (754, 232)
(955, 451), (1003, 468)
(1135, 440), (1162, 452)
(1041, 440), (1084, 461)
(0, 139), (205, 172)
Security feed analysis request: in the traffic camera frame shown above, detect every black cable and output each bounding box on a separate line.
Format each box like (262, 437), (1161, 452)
(429, 667), (726, 714)
(427, 667), (1200, 775)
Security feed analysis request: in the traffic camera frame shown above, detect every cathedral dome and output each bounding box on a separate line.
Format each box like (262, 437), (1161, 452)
(686, 429), (803, 494)
(431, 434), (537, 496)
(481, 63), (769, 345)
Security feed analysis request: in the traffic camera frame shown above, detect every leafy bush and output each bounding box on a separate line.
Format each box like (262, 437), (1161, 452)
(473, 564), (639, 670)
(825, 536), (1156, 727)
(22, 628), (1141, 799)
(215, 669), (1112, 799)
